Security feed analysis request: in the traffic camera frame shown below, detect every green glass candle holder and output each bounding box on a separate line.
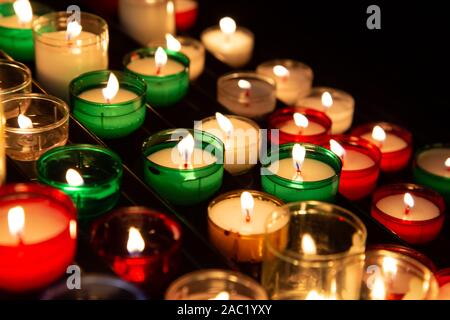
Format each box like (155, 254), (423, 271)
(142, 128), (224, 206)
(261, 143), (342, 203)
(0, 2), (51, 61)
(123, 47), (190, 108)
(69, 70), (147, 139)
(37, 144), (123, 221)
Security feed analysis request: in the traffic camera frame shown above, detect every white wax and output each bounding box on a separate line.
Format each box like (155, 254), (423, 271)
(78, 88), (138, 104)
(417, 148), (450, 178)
(201, 28), (254, 68)
(267, 158), (335, 181)
(209, 196), (280, 235)
(147, 147), (216, 169)
(376, 194), (440, 221)
(127, 57), (185, 76)
(342, 149), (375, 171)
(35, 31), (108, 100)
(278, 119), (326, 136)
(439, 283), (450, 300)
(0, 15), (36, 29)
(0, 202), (68, 245)
(361, 132), (407, 153)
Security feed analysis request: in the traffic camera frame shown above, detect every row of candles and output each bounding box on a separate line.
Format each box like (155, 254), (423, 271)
(0, 0), (449, 300)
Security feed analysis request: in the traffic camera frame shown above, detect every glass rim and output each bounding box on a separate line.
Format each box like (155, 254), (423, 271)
(0, 60), (32, 96)
(147, 36), (205, 55)
(257, 58), (313, 79)
(303, 86), (355, 105)
(413, 143), (450, 181)
(217, 71), (276, 101)
(3, 93), (69, 134)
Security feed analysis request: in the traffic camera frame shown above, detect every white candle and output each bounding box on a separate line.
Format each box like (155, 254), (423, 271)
(361, 126), (407, 153)
(330, 139), (375, 171)
(416, 147), (450, 178)
(201, 17), (254, 68)
(78, 88), (137, 104)
(126, 52), (185, 77)
(278, 113), (326, 136)
(439, 283), (450, 300)
(376, 194), (440, 221)
(0, 0), (34, 29)
(267, 158), (335, 181)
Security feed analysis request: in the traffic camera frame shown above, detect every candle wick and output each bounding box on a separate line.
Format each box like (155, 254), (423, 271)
(156, 66), (162, 76)
(105, 98), (111, 104)
(404, 205), (411, 215)
(245, 209), (251, 223)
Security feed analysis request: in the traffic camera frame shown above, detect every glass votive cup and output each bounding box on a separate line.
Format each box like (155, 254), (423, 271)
(268, 106), (332, 145)
(351, 122), (413, 172)
(3, 93), (69, 161)
(165, 269), (268, 300)
(41, 274), (147, 300)
(33, 11), (109, 100)
(262, 201), (367, 300)
(217, 72), (276, 119)
(69, 70), (147, 139)
(261, 143), (342, 203)
(90, 206), (182, 289)
(371, 183), (445, 245)
(175, 0), (198, 31)
(256, 59), (313, 105)
(324, 135), (381, 200)
(0, 183), (77, 292)
(142, 128), (224, 206)
(360, 249), (439, 300)
(36, 144), (123, 221)
(413, 143), (450, 204)
(0, 60), (32, 100)
(124, 47), (190, 108)
(435, 268), (450, 300)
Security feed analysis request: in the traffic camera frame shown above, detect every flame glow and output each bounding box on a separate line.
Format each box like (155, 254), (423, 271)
(209, 292), (231, 300)
(215, 112), (234, 137)
(177, 133), (195, 166)
(66, 20), (82, 40)
(371, 125), (386, 143)
(403, 192), (415, 209)
(273, 65), (290, 78)
(127, 227), (145, 255)
(8, 206), (25, 237)
(240, 191), (254, 221)
(165, 33), (181, 52)
(371, 276), (386, 300)
(306, 290), (326, 300)
(445, 157), (450, 169)
(219, 17), (236, 35)
(382, 257), (398, 277)
(329, 139), (346, 159)
(155, 47), (168, 68)
(18, 114), (33, 129)
(102, 73), (120, 102)
(65, 169), (84, 187)
(293, 112), (309, 129)
(321, 91), (333, 108)
(292, 143), (306, 172)
(301, 233), (317, 255)
(13, 0), (33, 24)
(238, 79), (251, 90)
(70, 220), (77, 240)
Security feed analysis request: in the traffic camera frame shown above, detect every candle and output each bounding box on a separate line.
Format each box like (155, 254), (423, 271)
(352, 122), (412, 172)
(70, 70), (147, 139)
(3, 94), (69, 161)
(371, 183), (445, 244)
(217, 72), (276, 118)
(256, 59), (313, 105)
(201, 17), (254, 68)
(174, 0), (198, 31)
(268, 106), (332, 145)
(261, 143), (341, 202)
(142, 129), (224, 205)
(33, 11), (109, 100)
(124, 47), (190, 107)
(90, 206), (181, 292)
(0, 183), (77, 292)
(413, 144), (450, 204)
(297, 87), (355, 134)
(196, 113), (260, 175)
(325, 135), (381, 200)
(165, 269), (268, 300)
(435, 268), (450, 300)
(119, 0), (175, 45)
(0, 60), (32, 99)
(37, 144), (123, 222)
(208, 190), (284, 263)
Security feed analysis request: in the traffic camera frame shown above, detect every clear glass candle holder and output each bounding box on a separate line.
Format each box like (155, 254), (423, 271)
(0, 60), (32, 100)
(165, 269), (268, 300)
(3, 93), (69, 161)
(33, 11), (109, 100)
(217, 72), (276, 119)
(37, 144), (123, 221)
(124, 47), (190, 108)
(142, 128), (224, 206)
(261, 143), (342, 203)
(262, 201), (367, 300)
(360, 249), (439, 300)
(69, 70), (147, 139)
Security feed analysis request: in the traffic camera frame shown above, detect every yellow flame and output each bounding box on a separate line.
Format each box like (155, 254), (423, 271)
(155, 46), (168, 68)
(321, 91), (333, 108)
(215, 112), (234, 137)
(445, 157), (450, 168)
(238, 79), (251, 90)
(102, 73), (120, 102)
(66, 20), (82, 40)
(65, 169), (84, 187)
(371, 275), (386, 300)
(177, 133), (195, 164)
(305, 290), (326, 300)
(301, 233), (317, 255)
(382, 257), (398, 277)
(8, 206), (25, 237)
(403, 192), (415, 209)
(127, 227), (145, 255)
(292, 143), (306, 172)
(13, 0), (33, 24)
(240, 191), (254, 220)
(165, 33), (181, 52)
(371, 125), (386, 143)
(293, 112), (308, 128)
(209, 292), (230, 300)
(69, 220), (77, 240)
(166, 0), (174, 14)
(273, 65), (289, 78)
(219, 17), (236, 35)
(329, 139), (346, 159)
(18, 114), (33, 129)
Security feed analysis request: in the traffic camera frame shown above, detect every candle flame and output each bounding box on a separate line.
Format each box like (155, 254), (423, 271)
(238, 79), (251, 90)
(18, 114), (33, 129)
(8, 206), (25, 237)
(215, 112), (234, 137)
(127, 227), (145, 255)
(69, 220), (77, 240)
(382, 257), (398, 277)
(209, 292), (230, 300)
(102, 73), (120, 103)
(293, 112), (308, 129)
(273, 65), (290, 78)
(321, 91), (333, 108)
(371, 125), (386, 143)
(292, 143), (306, 173)
(219, 17), (236, 35)
(445, 157), (450, 169)
(329, 139), (346, 159)
(177, 133), (195, 167)
(305, 290), (326, 300)
(66, 20), (82, 40)
(240, 191), (254, 222)
(371, 275), (386, 300)
(301, 233), (317, 255)
(65, 168), (84, 187)
(165, 33), (181, 52)
(155, 47), (168, 74)
(13, 0), (33, 24)
(403, 192), (414, 211)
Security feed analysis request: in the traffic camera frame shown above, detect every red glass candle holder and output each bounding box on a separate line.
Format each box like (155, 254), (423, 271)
(371, 183), (446, 244)
(175, 0), (198, 31)
(324, 135), (381, 200)
(351, 122), (413, 172)
(435, 268), (450, 300)
(90, 206), (182, 289)
(268, 106), (332, 145)
(0, 183), (77, 292)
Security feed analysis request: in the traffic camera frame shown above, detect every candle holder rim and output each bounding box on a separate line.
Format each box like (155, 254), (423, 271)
(148, 35), (205, 53)
(200, 24), (255, 39)
(256, 58), (313, 77)
(217, 71), (276, 101)
(2, 93), (69, 134)
(302, 86), (355, 103)
(0, 59), (32, 96)
(435, 268), (450, 287)
(413, 143), (450, 180)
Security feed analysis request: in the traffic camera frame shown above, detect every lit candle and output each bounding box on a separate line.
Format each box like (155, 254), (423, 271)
(208, 190), (285, 263)
(297, 87), (355, 134)
(174, 0), (198, 31)
(256, 59), (313, 105)
(201, 17), (254, 68)
(0, 0), (34, 29)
